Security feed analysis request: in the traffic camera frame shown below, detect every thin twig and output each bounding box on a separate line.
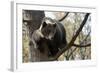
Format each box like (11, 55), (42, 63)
(73, 43), (91, 47)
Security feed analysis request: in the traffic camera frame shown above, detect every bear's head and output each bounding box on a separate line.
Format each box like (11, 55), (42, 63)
(39, 17), (57, 40)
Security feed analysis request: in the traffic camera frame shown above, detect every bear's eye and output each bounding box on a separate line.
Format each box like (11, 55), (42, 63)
(43, 22), (47, 28)
(53, 24), (56, 28)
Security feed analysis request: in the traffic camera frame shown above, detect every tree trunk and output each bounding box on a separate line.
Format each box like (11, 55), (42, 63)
(23, 10), (49, 62)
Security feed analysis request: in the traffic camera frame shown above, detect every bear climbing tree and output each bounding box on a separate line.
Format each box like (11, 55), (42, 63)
(23, 10), (91, 62)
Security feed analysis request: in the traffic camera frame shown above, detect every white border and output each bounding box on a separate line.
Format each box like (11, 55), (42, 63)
(11, 1), (97, 71)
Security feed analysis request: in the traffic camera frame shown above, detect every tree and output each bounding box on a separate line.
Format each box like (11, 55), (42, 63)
(23, 10), (49, 62)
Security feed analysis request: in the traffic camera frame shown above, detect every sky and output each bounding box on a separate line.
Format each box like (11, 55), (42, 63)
(45, 11), (56, 19)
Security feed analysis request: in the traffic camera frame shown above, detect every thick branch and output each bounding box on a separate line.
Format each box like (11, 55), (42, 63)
(49, 13), (90, 61)
(58, 12), (69, 22)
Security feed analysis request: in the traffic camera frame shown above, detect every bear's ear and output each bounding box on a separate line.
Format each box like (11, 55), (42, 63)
(43, 22), (47, 28)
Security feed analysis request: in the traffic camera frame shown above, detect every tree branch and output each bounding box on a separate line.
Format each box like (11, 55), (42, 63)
(58, 12), (69, 22)
(73, 43), (91, 47)
(49, 13), (90, 61)
(67, 30), (91, 59)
